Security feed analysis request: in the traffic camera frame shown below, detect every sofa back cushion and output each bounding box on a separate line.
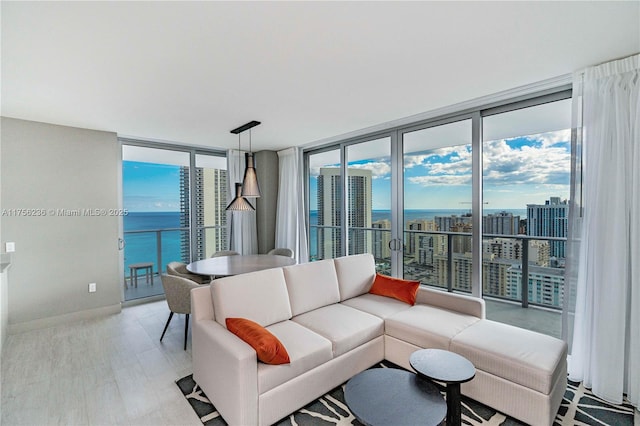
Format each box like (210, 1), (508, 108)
(334, 253), (376, 301)
(212, 267), (292, 327)
(283, 259), (341, 316)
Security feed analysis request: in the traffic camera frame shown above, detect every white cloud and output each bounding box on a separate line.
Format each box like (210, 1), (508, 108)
(408, 175), (471, 186)
(348, 161), (390, 179)
(483, 135), (570, 186)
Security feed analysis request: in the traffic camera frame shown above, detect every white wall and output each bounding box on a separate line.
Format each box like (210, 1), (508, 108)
(0, 121), (6, 352)
(0, 117), (122, 329)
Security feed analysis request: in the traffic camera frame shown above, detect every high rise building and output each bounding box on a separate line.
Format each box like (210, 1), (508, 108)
(506, 264), (564, 307)
(406, 219), (437, 256)
(434, 214), (472, 232)
(372, 219), (391, 260)
(194, 167), (228, 259)
(317, 167), (372, 259)
(527, 197), (568, 258)
(181, 166), (228, 261)
(483, 211), (520, 235)
(179, 166), (191, 263)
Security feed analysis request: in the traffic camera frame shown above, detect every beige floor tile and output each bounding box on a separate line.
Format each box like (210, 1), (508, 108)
(1, 300), (197, 426)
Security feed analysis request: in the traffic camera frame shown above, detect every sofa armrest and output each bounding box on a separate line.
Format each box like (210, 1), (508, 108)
(192, 318), (259, 425)
(415, 286), (485, 319)
(191, 285), (214, 321)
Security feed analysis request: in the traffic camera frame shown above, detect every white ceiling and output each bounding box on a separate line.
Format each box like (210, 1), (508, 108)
(2, 1), (639, 152)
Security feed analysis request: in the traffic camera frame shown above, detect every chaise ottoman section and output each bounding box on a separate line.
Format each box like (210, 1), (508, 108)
(385, 304), (481, 350)
(450, 319), (567, 425)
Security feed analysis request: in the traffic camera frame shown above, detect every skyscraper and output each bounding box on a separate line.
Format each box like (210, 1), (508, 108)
(483, 211), (520, 235)
(527, 197), (568, 258)
(372, 219), (391, 260)
(317, 167), (372, 259)
(180, 166), (228, 261)
(179, 166), (191, 263)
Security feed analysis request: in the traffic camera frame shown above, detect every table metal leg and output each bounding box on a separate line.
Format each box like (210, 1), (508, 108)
(446, 383), (462, 426)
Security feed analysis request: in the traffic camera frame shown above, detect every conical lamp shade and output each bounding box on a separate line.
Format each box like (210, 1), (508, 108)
(241, 153), (262, 198)
(226, 182), (255, 211)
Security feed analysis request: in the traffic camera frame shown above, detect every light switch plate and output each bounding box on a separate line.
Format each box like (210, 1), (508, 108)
(5, 242), (15, 252)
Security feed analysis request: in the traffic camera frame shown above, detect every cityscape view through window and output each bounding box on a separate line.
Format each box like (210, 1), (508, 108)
(308, 96), (571, 336)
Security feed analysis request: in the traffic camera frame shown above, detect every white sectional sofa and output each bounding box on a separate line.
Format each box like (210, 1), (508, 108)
(191, 253), (567, 426)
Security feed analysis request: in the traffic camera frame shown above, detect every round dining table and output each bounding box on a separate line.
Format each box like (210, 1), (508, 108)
(186, 254), (296, 277)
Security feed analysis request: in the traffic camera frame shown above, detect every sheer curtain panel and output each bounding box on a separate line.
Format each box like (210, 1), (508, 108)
(227, 149), (258, 255)
(276, 147), (309, 263)
(567, 54), (639, 407)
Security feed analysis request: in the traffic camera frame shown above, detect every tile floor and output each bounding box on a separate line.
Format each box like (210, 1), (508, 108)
(1, 299), (639, 426)
(1, 300), (201, 425)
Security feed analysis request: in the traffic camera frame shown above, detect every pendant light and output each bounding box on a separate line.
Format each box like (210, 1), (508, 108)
(241, 127), (262, 198)
(226, 182), (254, 211)
(225, 124), (257, 211)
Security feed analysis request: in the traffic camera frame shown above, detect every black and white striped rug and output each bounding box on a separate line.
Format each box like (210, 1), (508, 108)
(176, 362), (635, 425)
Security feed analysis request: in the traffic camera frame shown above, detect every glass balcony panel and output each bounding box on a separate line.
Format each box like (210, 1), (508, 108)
(123, 227), (190, 300)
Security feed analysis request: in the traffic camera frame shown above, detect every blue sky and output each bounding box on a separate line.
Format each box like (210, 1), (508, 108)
(123, 161), (182, 212)
(124, 129), (571, 213)
(309, 129), (571, 211)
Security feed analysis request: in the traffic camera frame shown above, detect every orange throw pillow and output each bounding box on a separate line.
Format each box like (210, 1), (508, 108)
(225, 318), (290, 365)
(369, 273), (420, 305)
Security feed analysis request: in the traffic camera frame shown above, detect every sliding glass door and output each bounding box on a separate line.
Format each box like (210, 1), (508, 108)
(481, 97), (571, 337)
(304, 89), (573, 339)
(402, 119), (473, 292)
(122, 145), (191, 301)
(345, 137), (392, 272)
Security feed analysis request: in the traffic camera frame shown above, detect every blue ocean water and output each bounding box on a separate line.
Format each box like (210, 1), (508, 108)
(123, 212), (186, 274)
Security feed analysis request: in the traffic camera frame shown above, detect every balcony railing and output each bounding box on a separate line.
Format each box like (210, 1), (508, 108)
(124, 225), (228, 279)
(310, 225), (566, 311)
(124, 227), (190, 280)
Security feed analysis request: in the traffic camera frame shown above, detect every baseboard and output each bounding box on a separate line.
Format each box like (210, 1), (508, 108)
(7, 303), (122, 334)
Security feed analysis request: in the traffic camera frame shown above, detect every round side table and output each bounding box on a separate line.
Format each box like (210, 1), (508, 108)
(410, 349), (476, 426)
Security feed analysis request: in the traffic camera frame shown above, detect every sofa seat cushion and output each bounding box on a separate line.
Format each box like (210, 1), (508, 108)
(258, 320), (333, 394)
(341, 293), (412, 319)
(450, 320), (567, 395)
(292, 304), (384, 357)
(385, 305), (480, 350)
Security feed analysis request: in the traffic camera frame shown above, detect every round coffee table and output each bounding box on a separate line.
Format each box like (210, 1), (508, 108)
(410, 349), (476, 426)
(344, 367), (446, 426)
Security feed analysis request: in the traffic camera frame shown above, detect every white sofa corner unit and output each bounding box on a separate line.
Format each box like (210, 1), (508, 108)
(191, 253), (567, 426)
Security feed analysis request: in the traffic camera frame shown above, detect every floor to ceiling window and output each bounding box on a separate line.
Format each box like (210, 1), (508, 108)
(304, 87), (572, 339)
(346, 137), (392, 270)
(481, 96), (572, 338)
(121, 142), (226, 301)
(402, 119), (473, 293)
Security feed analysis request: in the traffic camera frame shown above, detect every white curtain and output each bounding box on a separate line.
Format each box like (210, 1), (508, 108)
(227, 149), (258, 255)
(276, 147), (309, 263)
(567, 54), (639, 406)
